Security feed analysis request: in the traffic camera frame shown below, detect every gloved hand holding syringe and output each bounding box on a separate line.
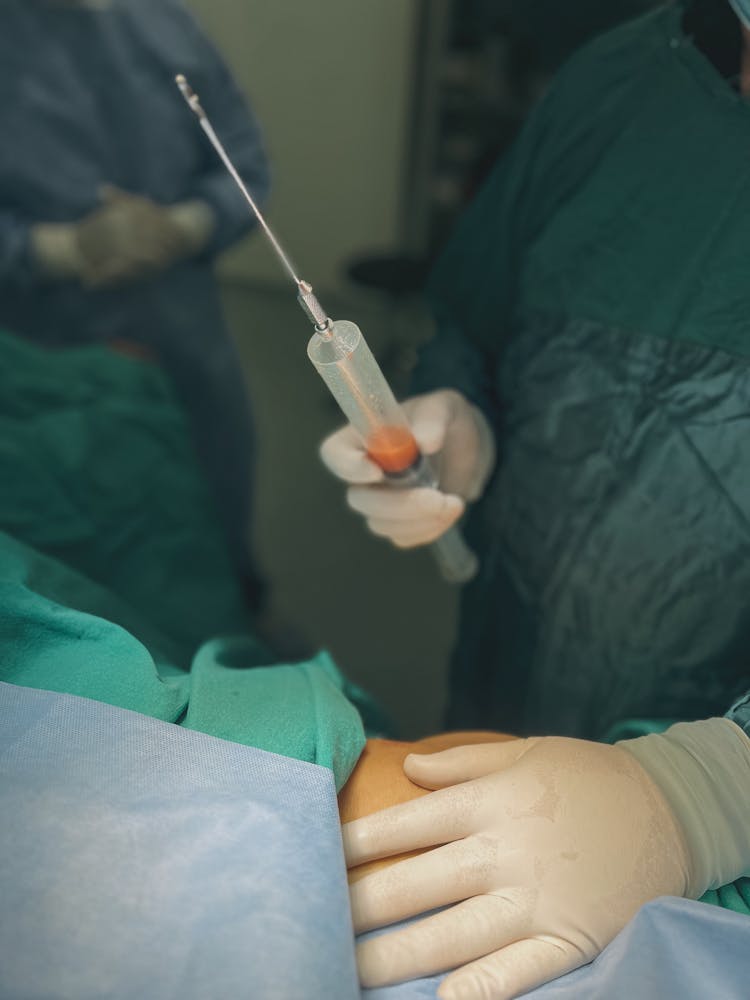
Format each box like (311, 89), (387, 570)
(177, 75), (478, 583)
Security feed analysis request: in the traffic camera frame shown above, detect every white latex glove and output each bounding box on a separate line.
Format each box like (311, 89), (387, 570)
(343, 719), (750, 999)
(320, 389), (496, 548)
(31, 188), (214, 288)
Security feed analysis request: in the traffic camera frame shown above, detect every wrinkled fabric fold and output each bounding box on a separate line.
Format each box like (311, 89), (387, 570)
(0, 682), (359, 1000)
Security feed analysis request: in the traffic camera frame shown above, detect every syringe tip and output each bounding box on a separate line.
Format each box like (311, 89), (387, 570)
(297, 280), (331, 330)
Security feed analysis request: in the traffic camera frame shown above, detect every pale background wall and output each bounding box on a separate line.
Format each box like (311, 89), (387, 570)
(185, 0), (420, 293)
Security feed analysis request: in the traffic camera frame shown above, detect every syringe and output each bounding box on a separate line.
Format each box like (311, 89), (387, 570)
(176, 75), (478, 584)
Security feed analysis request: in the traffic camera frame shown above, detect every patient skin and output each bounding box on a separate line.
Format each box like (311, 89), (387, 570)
(339, 731), (515, 882)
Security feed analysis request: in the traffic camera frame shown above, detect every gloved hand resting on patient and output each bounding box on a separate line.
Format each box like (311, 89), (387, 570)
(342, 720), (750, 999)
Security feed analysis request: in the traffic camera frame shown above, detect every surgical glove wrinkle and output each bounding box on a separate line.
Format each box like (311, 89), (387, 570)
(32, 186), (216, 289)
(75, 186), (195, 288)
(342, 736), (694, 999)
(321, 389), (495, 548)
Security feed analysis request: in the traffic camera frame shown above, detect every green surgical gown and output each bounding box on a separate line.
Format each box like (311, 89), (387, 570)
(416, 2), (750, 738)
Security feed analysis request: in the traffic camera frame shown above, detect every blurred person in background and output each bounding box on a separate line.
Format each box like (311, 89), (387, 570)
(0, 0), (270, 610)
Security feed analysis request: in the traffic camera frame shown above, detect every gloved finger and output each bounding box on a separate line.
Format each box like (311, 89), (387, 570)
(460, 406), (497, 501)
(98, 184), (155, 210)
(81, 263), (134, 289)
(84, 257), (162, 289)
(404, 741), (531, 790)
(81, 257), (151, 288)
(102, 242), (170, 269)
(367, 510), (464, 548)
(356, 892), (530, 989)
(98, 183), (131, 204)
(342, 780), (482, 869)
(438, 424), (488, 501)
(136, 235), (184, 263)
(437, 935), (581, 1000)
(348, 486), (462, 522)
(320, 426), (384, 484)
(350, 837), (496, 934)
(404, 393), (453, 455)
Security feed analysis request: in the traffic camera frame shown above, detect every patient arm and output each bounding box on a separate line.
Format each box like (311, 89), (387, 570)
(338, 731), (515, 882)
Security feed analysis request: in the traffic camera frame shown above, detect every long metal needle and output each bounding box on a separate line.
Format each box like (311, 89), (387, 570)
(175, 73), (301, 286)
(176, 74), (331, 330)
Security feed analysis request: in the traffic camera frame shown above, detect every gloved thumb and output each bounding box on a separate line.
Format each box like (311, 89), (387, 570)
(405, 393), (453, 456)
(404, 739), (530, 789)
(320, 423), (385, 485)
(98, 184), (131, 204)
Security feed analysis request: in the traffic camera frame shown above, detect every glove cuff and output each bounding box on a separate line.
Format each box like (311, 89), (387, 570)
(465, 402), (496, 500)
(167, 200), (216, 256)
(619, 719), (750, 897)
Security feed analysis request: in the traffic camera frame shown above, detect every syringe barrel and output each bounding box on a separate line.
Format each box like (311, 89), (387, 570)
(307, 319), (410, 448)
(308, 320), (478, 584)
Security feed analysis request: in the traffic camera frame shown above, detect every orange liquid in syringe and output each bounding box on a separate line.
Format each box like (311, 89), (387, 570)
(366, 426), (420, 474)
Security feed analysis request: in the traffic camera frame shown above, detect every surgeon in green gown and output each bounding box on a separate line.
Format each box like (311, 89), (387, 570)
(322, 0), (750, 740)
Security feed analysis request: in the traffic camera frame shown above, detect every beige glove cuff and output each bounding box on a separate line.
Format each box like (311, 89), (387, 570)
(167, 200), (216, 255)
(619, 719), (750, 897)
(30, 224), (85, 281)
(465, 402), (496, 500)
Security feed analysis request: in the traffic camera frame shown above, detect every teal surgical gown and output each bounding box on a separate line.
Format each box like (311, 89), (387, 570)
(416, 1), (750, 738)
